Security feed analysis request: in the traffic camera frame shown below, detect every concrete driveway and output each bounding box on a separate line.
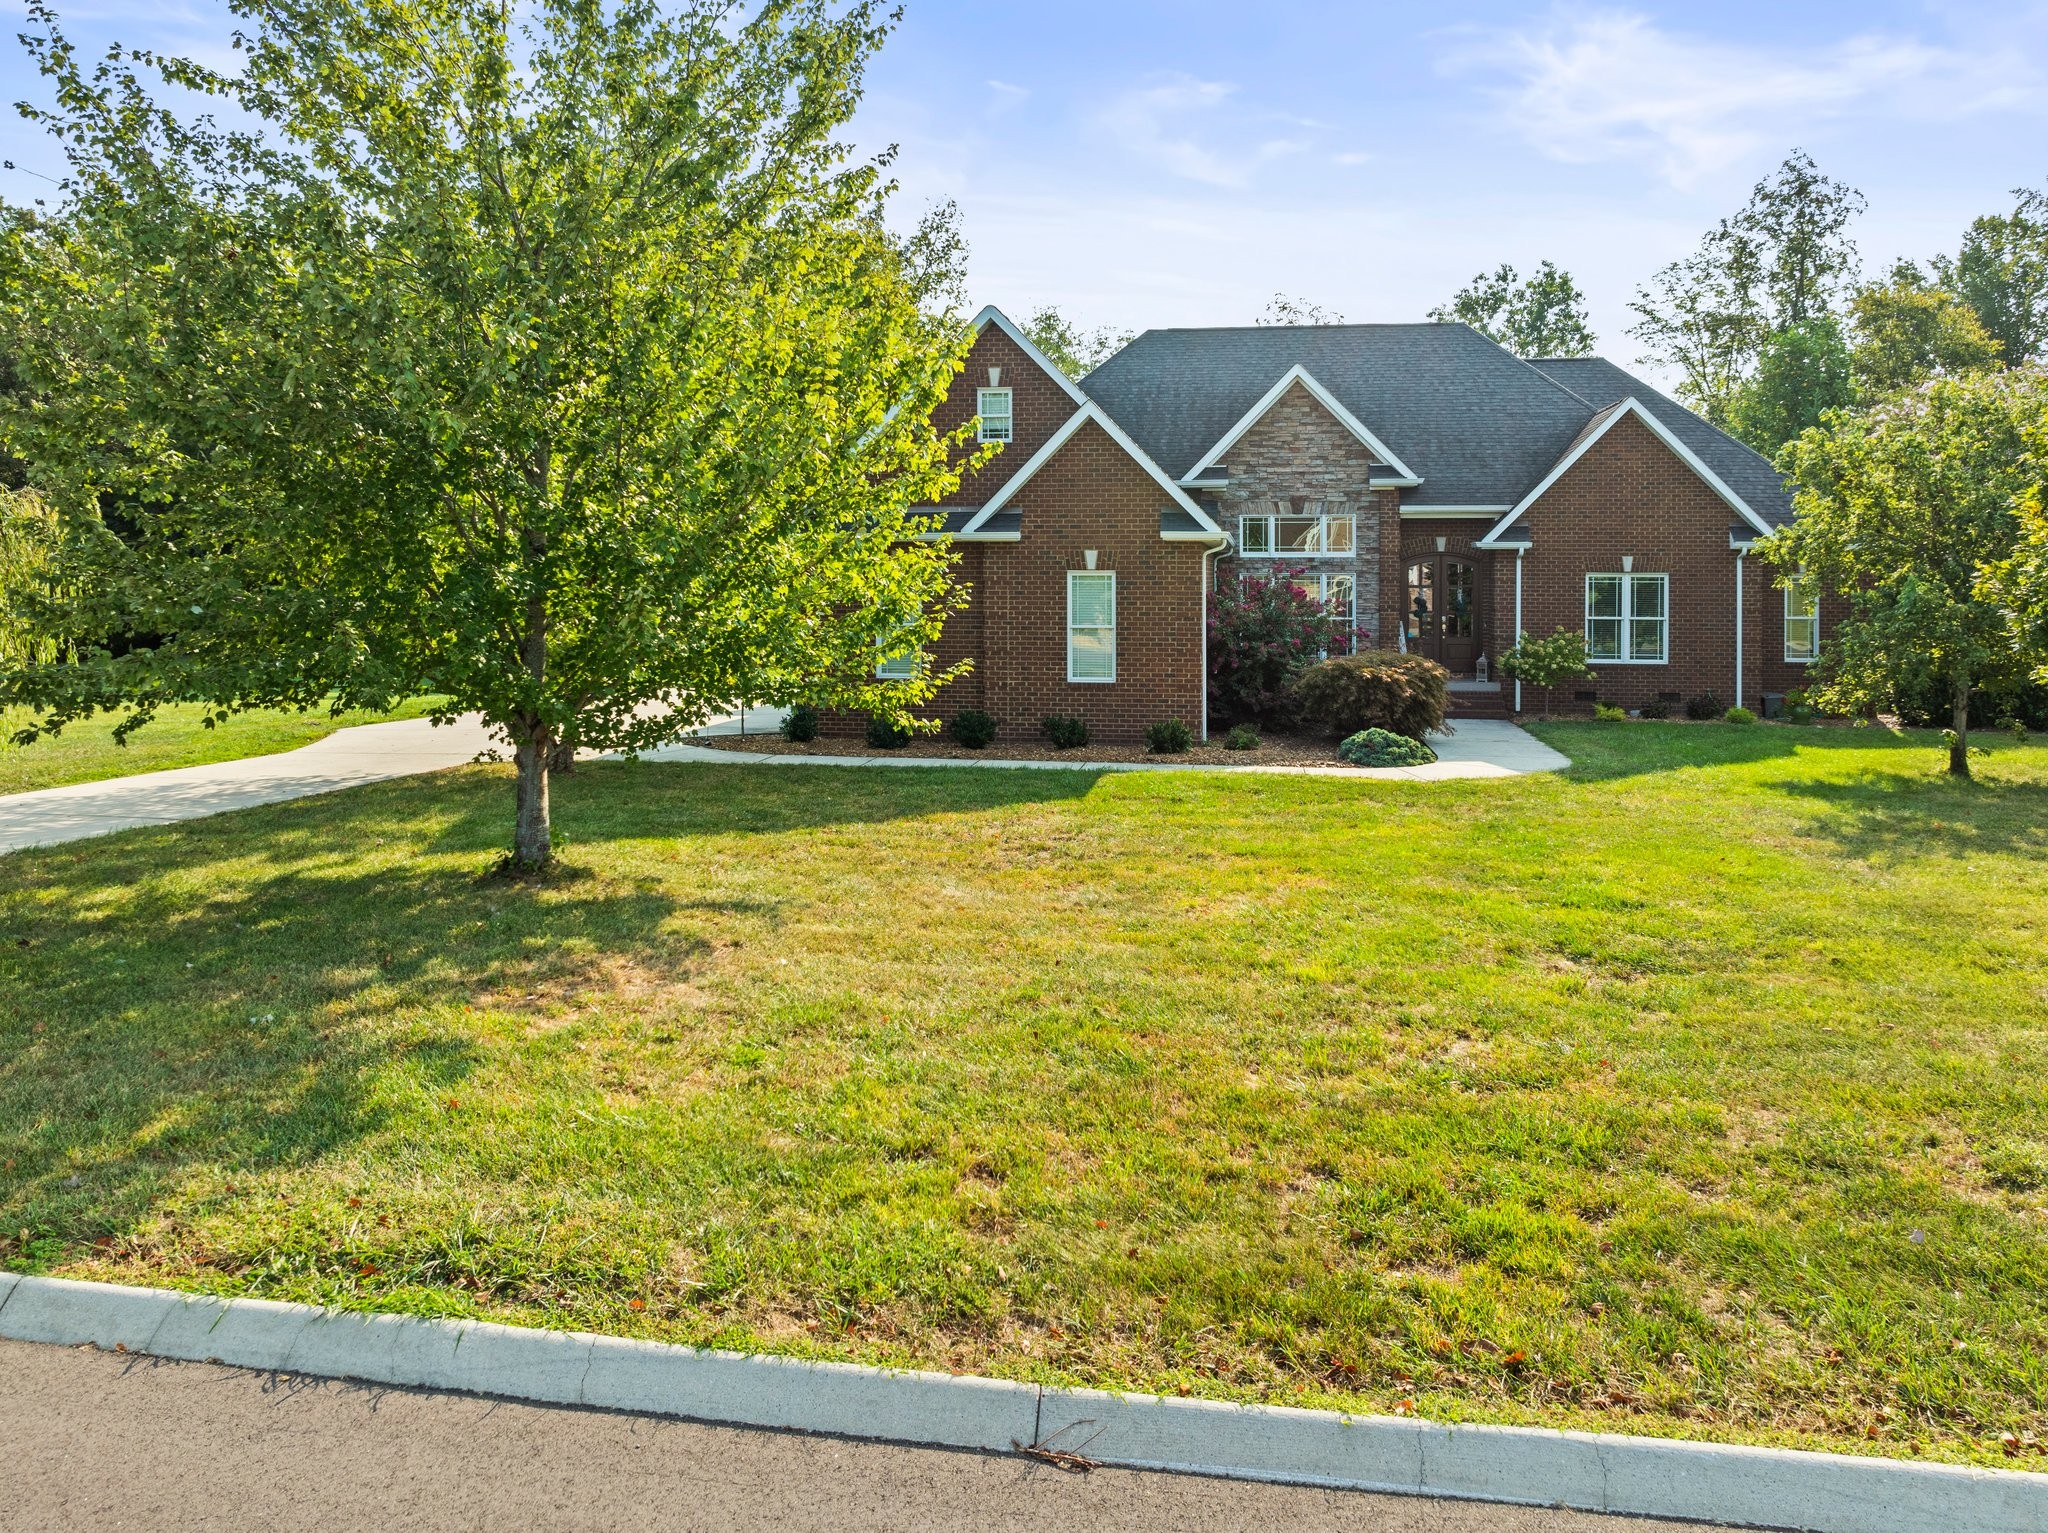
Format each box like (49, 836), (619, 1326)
(0, 713), (507, 856)
(0, 708), (1565, 857)
(0, 1339), (1713, 1533)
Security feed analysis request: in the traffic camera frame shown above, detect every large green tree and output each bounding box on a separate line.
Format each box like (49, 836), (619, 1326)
(1849, 260), (2002, 395)
(1630, 150), (1865, 422)
(0, 0), (977, 868)
(1765, 368), (2046, 777)
(1979, 374), (2048, 684)
(1939, 187), (2048, 367)
(1429, 260), (1595, 358)
(1724, 317), (1856, 457)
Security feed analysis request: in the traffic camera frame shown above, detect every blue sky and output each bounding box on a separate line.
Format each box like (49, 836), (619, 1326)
(6, 2), (2046, 369)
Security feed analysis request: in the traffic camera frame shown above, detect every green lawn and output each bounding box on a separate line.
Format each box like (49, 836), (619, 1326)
(0, 699), (445, 795)
(3, 723), (2045, 1469)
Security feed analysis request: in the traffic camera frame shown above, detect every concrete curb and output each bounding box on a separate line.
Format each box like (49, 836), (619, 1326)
(2, 1274), (2039, 1532)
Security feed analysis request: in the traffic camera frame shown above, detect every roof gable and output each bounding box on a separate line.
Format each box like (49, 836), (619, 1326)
(1182, 365), (1422, 485)
(1527, 357), (1794, 528)
(1476, 397), (1776, 546)
(959, 402), (1224, 538)
(969, 304), (1092, 410)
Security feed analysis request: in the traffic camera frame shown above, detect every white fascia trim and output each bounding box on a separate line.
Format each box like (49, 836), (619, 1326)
(1180, 365), (1423, 486)
(1477, 398), (1773, 548)
(1401, 505), (1513, 519)
(960, 402), (1225, 540)
(915, 530), (1021, 543)
(969, 304), (1092, 410)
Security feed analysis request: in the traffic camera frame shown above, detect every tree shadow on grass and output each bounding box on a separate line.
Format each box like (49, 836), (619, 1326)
(1532, 722), (1911, 783)
(0, 758), (1113, 1266)
(1769, 770), (2048, 864)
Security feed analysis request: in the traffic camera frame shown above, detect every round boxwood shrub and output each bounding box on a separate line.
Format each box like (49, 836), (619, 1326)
(951, 709), (997, 749)
(1685, 690), (1723, 721)
(1637, 698), (1671, 720)
(865, 715), (913, 750)
(1042, 714), (1089, 750)
(1145, 717), (1194, 754)
(1223, 723), (1260, 751)
(1292, 651), (1448, 742)
(1723, 705), (1757, 725)
(780, 704), (819, 742)
(1338, 727), (1438, 767)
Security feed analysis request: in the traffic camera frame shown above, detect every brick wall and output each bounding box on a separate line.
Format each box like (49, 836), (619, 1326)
(935, 324), (1079, 508)
(826, 419), (1209, 745)
(975, 419), (1209, 743)
(1212, 383), (1384, 648)
(1509, 413), (1770, 713)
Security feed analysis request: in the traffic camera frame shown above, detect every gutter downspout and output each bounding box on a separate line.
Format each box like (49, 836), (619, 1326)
(1513, 549), (1524, 716)
(1734, 548), (1745, 712)
(1200, 535), (1230, 742)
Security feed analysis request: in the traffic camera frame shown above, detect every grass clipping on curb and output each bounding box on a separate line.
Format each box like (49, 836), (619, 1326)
(3, 721), (2047, 1470)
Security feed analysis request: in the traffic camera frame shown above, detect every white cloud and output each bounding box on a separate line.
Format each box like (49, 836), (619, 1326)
(1096, 73), (1310, 189)
(985, 79), (1030, 116)
(1447, 8), (2040, 187)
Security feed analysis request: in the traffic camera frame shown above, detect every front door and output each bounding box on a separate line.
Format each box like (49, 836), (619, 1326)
(1405, 557), (1480, 674)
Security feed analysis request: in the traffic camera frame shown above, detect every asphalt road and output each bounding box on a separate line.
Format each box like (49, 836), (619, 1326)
(1, 1338), (1720, 1533)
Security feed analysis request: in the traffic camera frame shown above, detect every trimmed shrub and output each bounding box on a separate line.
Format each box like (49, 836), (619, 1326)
(1291, 650), (1448, 742)
(1145, 718), (1193, 754)
(951, 709), (997, 749)
(1223, 723), (1260, 751)
(1207, 567), (1338, 727)
(1338, 727), (1437, 767)
(780, 704), (819, 742)
(1723, 705), (1757, 725)
(1637, 698), (1671, 720)
(1684, 691), (1723, 721)
(1042, 714), (1089, 750)
(865, 715), (913, 750)
(1593, 702), (1627, 722)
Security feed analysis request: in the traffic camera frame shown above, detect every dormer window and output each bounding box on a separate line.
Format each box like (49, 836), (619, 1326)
(977, 388), (1013, 444)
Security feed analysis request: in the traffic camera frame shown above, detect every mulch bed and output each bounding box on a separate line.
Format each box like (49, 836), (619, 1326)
(691, 729), (1359, 768)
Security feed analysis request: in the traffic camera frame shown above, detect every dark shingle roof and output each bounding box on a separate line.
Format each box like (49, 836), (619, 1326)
(1076, 324), (1795, 527)
(1081, 323), (1598, 508)
(1526, 357), (1795, 528)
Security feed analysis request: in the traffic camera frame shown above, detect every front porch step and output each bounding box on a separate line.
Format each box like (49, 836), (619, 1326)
(1444, 681), (1514, 721)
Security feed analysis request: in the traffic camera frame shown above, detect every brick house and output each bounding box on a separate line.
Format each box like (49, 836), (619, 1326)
(860, 305), (1821, 742)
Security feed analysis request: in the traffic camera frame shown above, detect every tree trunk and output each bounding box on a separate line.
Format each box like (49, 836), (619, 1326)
(514, 730), (552, 867)
(547, 739), (576, 775)
(1949, 676), (1972, 779)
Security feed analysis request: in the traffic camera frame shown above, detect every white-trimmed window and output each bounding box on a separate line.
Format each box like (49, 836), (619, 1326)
(875, 643), (918, 679)
(1067, 571), (1116, 682)
(1302, 572), (1355, 625)
(1585, 572), (1668, 663)
(1238, 508), (1354, 557)
(976, 388), (1013, 444)
(1784, 580), (1819, 663)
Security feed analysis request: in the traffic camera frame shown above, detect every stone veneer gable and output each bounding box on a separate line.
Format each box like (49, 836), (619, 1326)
(1209, 381), (1396, 648)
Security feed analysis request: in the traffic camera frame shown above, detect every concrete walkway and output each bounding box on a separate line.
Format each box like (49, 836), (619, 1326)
(0, 1339), (1709, 1533)
(648, 718), (1571, 781)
